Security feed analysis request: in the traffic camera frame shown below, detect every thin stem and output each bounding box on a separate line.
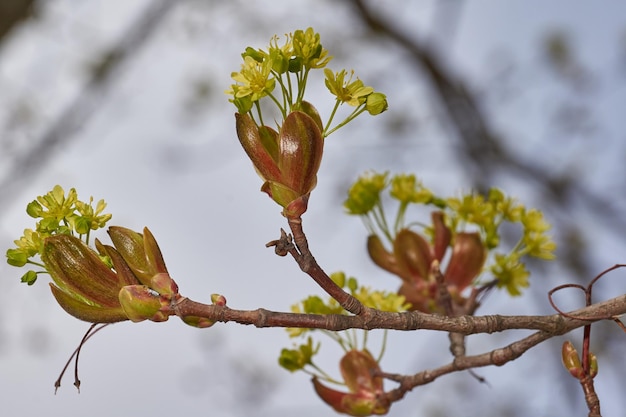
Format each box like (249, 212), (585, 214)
(376, 330), (388, 362)
(54, 323), (111, 393)
(254, 101), (264, 127)
(394, 201), (409, 234)
(285, 217), (366, 316)
(323, 99), (342, 137)
(266, 92), (286, 120)
(324, 105), (367, 136)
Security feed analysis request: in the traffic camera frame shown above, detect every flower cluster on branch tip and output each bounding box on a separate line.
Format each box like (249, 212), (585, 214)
(344, 171), (556, 312)
(227, 27), (387, 218)
(279, 272), (405, 415)
(6, 185), (224, 328)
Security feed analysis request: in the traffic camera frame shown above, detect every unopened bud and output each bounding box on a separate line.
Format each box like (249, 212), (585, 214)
(365, 92), (388, 115)
(118, 285), (169, 323)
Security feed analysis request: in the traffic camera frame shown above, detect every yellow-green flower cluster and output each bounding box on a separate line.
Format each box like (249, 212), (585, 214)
(227, 27), (387, 137)
(281, 272), (405, 388)
(279, 337), (319, 372)
(344, 171), (388, 216)
(286, 272), (410, 338)
(344, 171), (556, 296)
(6, 185), (112, 285)
(324, 69), (373, 107)
(345, 172), (446, 241)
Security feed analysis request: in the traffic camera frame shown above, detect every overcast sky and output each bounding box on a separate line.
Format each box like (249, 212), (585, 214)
(1, 1), (625, 416)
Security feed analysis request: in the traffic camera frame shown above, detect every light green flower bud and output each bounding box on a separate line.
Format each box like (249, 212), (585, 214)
(365, 92), (388, 115)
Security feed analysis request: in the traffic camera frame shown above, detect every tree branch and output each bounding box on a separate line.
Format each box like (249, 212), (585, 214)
(172, 292), (626, 334)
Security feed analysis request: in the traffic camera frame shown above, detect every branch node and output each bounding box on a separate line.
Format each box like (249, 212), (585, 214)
(266, 229), (294, 257)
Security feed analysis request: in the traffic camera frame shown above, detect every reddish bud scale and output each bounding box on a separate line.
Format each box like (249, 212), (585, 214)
(367, 211), (487, 313)
(235, 109), (324, 218)
(313, 350), (390, 416)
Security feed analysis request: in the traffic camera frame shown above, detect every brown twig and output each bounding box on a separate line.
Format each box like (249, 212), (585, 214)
(382, 328), (561, 402)
(266, 217), (365, 316)
(547, 264), (626, 417)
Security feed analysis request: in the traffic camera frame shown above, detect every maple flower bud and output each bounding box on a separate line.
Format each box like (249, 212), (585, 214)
(561, 341), (598, 379)
(562, 341), (583, 379)
(588, 352), (598, 378)
(235, 110), (324, 218)
(42, 234), (134, 323)
(294, 100), (324, 132)
(313, 350), (390, 416)
(365, 92), (388, 115)
(107, 226), (179, 295)
(118, 285), (169, 323)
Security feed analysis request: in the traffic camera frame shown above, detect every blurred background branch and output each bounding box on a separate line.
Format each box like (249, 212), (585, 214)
(0, 0), (175, 214)
(0, 0), (35, 41)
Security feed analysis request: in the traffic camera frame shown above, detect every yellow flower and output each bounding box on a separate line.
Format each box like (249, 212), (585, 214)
(344, 171), (388, 215)
(293, 27), (331, 69)
(28, 185), (78, 222)
(268, 34), (293, 73)
(390, 174), (433, 204)
(230, 56), (276, 102)
(69, 197), (112, 235)
(324, 69), (374, 106)
(6, 229), (44, 268)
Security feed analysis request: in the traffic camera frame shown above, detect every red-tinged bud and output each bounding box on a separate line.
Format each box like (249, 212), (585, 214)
(108, 226), (179, 295)
(283, 194), (310, 219)
(236, 111), (324, 219)
(181, 294), (226, 328)
(262, 181), (312, 218)
(181, 315), (215, 328)
(49, 283), (129, 323)
(118, 285), (169, 323)
(236, 113), (282, 183)
(211, 293), (227, 306)
(367, 234), (402, 278)
(98, 242), (143, 287)
(393, 228), (433, 282)
(432, 211), (451, 262)
(294, 100), (324, 133)
(276, 111), (323, 205)
(42, 234), (135, 323)
(562, 341), (583, 379)
(313, 350), (390, 416)
(444, 232), (486, 291)
(588, 352), (598, 378)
